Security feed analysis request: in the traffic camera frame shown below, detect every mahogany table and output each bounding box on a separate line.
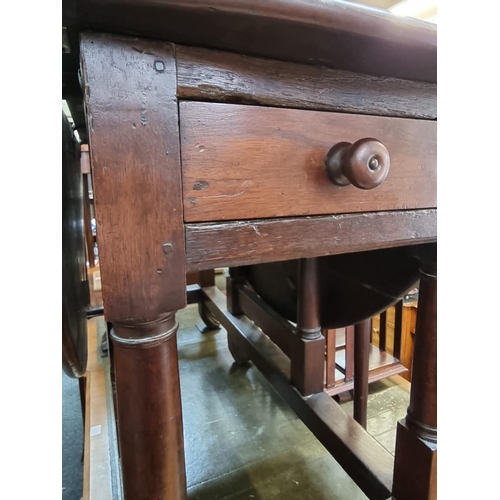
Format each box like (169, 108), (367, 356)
(63, 2), (437, 499)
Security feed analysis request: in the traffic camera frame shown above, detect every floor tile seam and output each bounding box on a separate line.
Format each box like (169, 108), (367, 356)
(186, 437), (323, 490)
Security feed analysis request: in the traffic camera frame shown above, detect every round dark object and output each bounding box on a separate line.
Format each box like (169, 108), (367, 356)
(325, 138), (390, 190)
(228, 332), (251, 365)
(198, 302), (221, 331)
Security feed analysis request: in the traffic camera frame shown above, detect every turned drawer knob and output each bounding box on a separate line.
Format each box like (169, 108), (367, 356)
(325, 138), (390, 190)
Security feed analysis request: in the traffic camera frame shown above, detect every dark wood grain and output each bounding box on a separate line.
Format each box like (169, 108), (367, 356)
(81, 33), (188, 500)
(242, 245), (423, 330)
(73, 0), (436, 82)
(186, 284), (203, 305)
(74, 7), (439, 498)
(353, 319), (371, 428)
(393, 300), (403, 359)
(297, 258), (321, 340)
(81, 33), (186, 323)
(112, 318), (186, 500)
(307, 393), (393, 500)
(180, 102), (436, 222)
(325, 329), (336, 389)
(379, 311), (387, 352)
(400, 302), (417, 382)
(291, 258), (325, 396)
(176, 46), (437, 119)
(325, 138), (391, 190)
(290, 336), (326, 396)
(226, 267), (246, 315)
(406, 266), (437, 440)
(185, 210), (437, 272)
(393, 260), (437, 500)
(393, 420), (437, 500)
(345, 326), (355, 383)
(238, 285), (293, 358)
(201, 285), (393, 500)
(198, 269), (215, 287)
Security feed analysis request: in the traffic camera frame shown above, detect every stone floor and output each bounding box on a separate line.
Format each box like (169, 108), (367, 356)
(62, 373), (84, 500)
(176, 273), (410, 499)
(178, 302), (368, 500)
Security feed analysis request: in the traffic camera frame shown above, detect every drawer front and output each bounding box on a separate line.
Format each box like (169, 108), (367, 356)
(180, 102), (436, 222)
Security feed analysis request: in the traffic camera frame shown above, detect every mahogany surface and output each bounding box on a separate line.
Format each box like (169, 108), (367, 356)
(344, 326), (355, 383)
(379, 311), (388, 351)
(75, 7), (438, 495)
(235, 282), (407, 397)
(176, 46), (437, 119)
(353, 320), (371, 428)
(242, 245), (427, 329)
(290, 258), (326, 396)
(185, 210), (437, 271)
(111, 318), (186, 500)
(393, 300), (403, 359)
(180, 102), (436, 222)
(325, 138), (391, 190)
(81, 34), (186, 322)
(238, 285), (293, 358)
(406, 263), (437, 440)
(393, 259), (437, 500)
(81, 34), (187, 500)
(68, 0), (436, 82)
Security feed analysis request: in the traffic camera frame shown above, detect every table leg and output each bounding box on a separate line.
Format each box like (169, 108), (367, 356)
(393, 261), (437, 500)
(81, 34), (188, 500)
(291, 258), (326, 396)
(112, 316), (186, 500)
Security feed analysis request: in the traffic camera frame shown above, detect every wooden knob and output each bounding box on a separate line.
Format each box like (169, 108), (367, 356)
(324, 138), (390, 190)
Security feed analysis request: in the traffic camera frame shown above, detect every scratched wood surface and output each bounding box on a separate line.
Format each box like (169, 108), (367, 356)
(81, 33), (186, 322)
(73, 0), (436, 82)
(180, 102), (437, 222)
(185, 209), (437, 271)
(176, 46), (437, 119)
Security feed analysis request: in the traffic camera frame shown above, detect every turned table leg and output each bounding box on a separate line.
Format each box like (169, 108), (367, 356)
(81, 34), (188, 500)
(112, 316), (186, 499)
(291, 258), (326, 396)
(393, 261), (437, 500)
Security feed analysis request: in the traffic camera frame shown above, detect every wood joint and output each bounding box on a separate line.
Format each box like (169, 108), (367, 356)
(111, 314), (178, 347)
